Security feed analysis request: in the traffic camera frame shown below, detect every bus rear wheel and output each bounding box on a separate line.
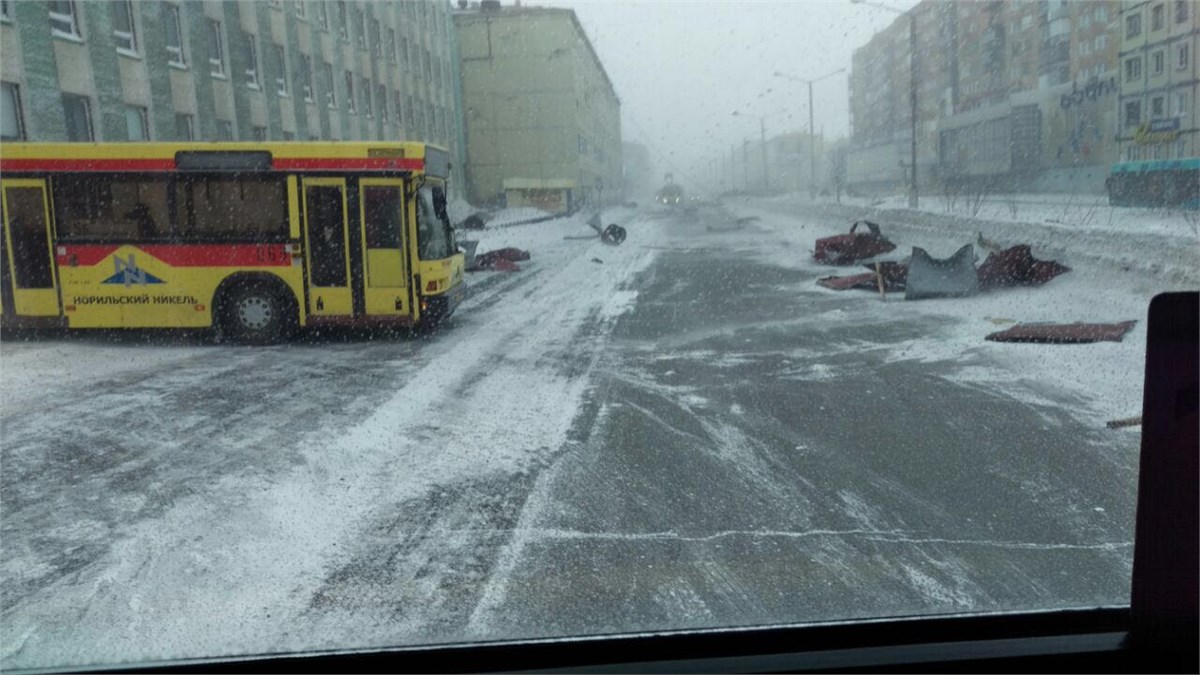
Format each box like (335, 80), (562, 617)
(219, 281), (295, 345)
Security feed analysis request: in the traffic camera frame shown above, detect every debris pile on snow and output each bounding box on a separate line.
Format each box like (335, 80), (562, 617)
(985, 320), (1137, 344)
(813, 220), (896, 264)
(469, 247), (530, 272)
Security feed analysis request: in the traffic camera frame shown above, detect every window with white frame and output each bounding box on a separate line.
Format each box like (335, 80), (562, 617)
(1, 82), (24, 141)
(354, 7), (366, 50)
(1179, 42), (1190, 70)
(316, 0), (328, 30)
(345, 71), (356, 112)
(394, 91), (404, 126)
(174, 112), (194, 140)
(1126, 12), (1141, 38)
(336, 1), (348, 41)
(274, 44), (288, 96)
(377, 84), (387, 122)
(1125, 56), (1142, 82)
(361, 77), (372, 117)
(1153, 49), (1165, 75)
(301, 53), (314, 102)
(1151, 3), (1164, 30)
(62, 94), (93, 141)
(323, 61), (336, 107)
(112, 0), (138, 54)
(49, 0), (79, 39)
(207, 19), (225, 77)
(244, 36), (260, 88)
(164, 3), (186, 66)
(125, 106), (149, 140)
(1177, 0), (1190, 23)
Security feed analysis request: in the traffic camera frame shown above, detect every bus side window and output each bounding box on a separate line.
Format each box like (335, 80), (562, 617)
(178, 176), (287, 241)
(54, 174), (170, 241)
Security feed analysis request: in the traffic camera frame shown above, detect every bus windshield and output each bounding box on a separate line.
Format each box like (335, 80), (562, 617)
(416, 185), (453, 260)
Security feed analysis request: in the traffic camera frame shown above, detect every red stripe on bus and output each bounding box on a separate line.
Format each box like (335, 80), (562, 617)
(273, 157), (424, 171)
(1, 158), (176, 172)
(58, 244), (293, 267)
(2, 157), (424, 173)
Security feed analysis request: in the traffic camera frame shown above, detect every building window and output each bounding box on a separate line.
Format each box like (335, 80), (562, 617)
(62, 94), (93, 141)
(345, 71), (356, 112)
(217, 120), (234, 140)
(1, 1), (11, 21)
(1151, 96), (1165, 118)
(1151, 3), (1164, 30)
(174, 112), (194, 140)
(1125, 12), (1141, 38)
(1, 82), (24, 141)
(354, 8), (366, 49)
(323, 61), (336, 107)
(377, 84), (387, 122)
(336, 0), (348, 41)
(243, 36), (260, 88)
(292, 0), (305, 20)
(252, 126), (267, 141)
(1125, 56), (1142, 82)
(394, 91), (404, 126)
(301, 53), (314, 102)
(282, 130), (295, 141)
(207, 20), (225, 77)
(1177, 0), (1190, 23)
(49, 0), (79, 39)
(124, 105), (149, 140)
(361, 77), (372, 117)
(1153, 50), (1165, 75)
(387, 28), (396, 63)
(1179, 42), (1191, 70)
(164, 3), (186, 67)
(1124, 100), (1142, 127)
(371, 18), (381, 58)
(112, 0), (138, 54)
(1174, 91), (1188, 116)
(316, 0), (328, 30)
(274, 44), (288, 96)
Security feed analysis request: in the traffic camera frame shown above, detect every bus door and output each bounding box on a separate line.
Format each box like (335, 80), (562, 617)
(301, 178), (353, 317)
(358, 179), (410, 317)
(1, 179), (60, 318)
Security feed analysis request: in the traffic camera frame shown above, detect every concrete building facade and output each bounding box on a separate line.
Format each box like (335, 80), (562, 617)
(454, 4), (621, 211)
(0, 0), (465, 189)
(1116, 0), (1199, 162)
(847, 0), (1129, 195)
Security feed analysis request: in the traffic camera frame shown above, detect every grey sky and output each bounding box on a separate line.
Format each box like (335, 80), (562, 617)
(546, 0), (920, 188)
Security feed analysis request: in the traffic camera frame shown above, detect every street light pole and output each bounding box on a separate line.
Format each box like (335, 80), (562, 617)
(774, 67), (846, 200)
(908, 11), (918, 208)
(760, 117), (769, 192)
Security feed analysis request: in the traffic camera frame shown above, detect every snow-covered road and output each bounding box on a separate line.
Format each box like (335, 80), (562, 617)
(1, 199), (1180, 670)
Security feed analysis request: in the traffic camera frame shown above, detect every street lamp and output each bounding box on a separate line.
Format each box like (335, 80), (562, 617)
(773, 67), (846, 199)
(849, 0), (918, 208)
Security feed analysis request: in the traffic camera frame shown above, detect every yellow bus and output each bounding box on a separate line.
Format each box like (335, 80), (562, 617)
(0, 141), (465, 343)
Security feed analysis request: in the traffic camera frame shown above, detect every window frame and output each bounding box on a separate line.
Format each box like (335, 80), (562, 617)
(244, 35), (260, 89)
(217, 119), (234, 141)
(1124, 99), (1142, 128)
(361, 76), (373, 118)
(274, 44), (289, 97)
(164, 3), (187, 68)
(1125, 12), (1141, 38)
(1, 81), (24, 141)
(354, 7), (366, 50)
(336, 0), (348, 41)
(174, 112), (195, 141)
(0, 0), (11, 22)
(1152, 50), (1164, 75)
(323, 61), (337, 108)
(1150, 3), (1164, 31)
(62, 93), (94, 142)
(316, 0), (328, 30)
(1176, 0), (1190, 23)
(292, 0), (306, 20)
(207, 19), (226, 78)
(345, 70), (356, 113)
(1179, 42), (1191, 70)
(48, 0), (80, 40)
(301, 53), (315, 103)
(124, 105), (149, 141)
(111, 0), (139, 56)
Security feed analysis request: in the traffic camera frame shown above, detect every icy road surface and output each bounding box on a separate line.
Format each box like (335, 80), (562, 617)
(2, 202), (1173, 670)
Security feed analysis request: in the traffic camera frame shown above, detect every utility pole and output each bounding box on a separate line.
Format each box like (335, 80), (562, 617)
(760, 117), (769, 192)
(742, 139), (749, 192)
(808, 80), (816, 199)
(908, 11), (918, 208)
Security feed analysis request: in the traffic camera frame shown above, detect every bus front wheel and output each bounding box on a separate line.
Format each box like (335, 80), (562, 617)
(218, 280), (296, 345)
